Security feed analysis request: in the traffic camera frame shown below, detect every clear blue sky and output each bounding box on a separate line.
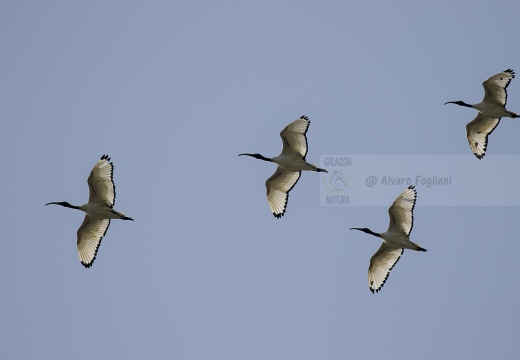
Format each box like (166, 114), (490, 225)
(2, 1), (520, 359)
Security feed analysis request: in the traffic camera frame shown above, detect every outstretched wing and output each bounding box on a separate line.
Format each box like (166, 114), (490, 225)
(388, 185), (417, 236)
(88, 154), (116, 207)
(482, 69), (515, 107)
(77, 216), (110, 268)
(279, 115), (310, 159)
(368, 243), (403, 293)
(266, 167), (301, 218)
(466, 113), (501, 159)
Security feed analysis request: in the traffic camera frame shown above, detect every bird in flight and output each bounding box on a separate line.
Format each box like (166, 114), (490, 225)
(445, 69), (518, 159)
(46, 155), (133, 268)
(240, 115), (327, 218)
(350, 185), (427, 293)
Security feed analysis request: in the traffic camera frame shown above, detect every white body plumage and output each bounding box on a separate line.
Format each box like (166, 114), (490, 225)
(350, 185), (427, 293)
(239, 115), (328, 218)
(46, 155), (133, 268)
(445, 69), (518, 159)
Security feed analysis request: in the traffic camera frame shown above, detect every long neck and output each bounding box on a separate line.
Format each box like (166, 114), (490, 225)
(45, 201), (81, 210)
(444, 100), (474, 108)
(238, 153), (272, 162)
(349, 227), (381, 238)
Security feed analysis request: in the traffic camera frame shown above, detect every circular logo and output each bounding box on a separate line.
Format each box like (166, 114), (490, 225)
(323, 169), (353, 194)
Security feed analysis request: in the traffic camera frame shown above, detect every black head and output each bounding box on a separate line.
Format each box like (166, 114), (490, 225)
(349, 227), (381, 237)
(444, 100), (472, 108)
(238, 153), (272, 162)
(45, 201), (80, 210)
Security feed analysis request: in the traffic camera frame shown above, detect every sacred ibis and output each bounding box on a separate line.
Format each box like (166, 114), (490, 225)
(445, 69), (519, 159)
(349, 185), (427, 293)
(239, 115), (328, 218)
(46, 155), (133, 268)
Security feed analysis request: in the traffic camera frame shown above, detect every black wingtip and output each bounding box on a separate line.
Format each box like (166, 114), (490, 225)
(371, 286), (382, 294)
(81, 261), (94, 269)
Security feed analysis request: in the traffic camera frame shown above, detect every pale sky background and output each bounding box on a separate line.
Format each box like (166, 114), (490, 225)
(2, 1), (520, 359)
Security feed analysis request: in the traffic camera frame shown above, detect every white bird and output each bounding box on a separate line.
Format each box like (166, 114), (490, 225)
(349, 185), (426, 293)
(239, 115), (328, 218)
(445, 69), (519, 159)
(46, 155), (133, 268)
